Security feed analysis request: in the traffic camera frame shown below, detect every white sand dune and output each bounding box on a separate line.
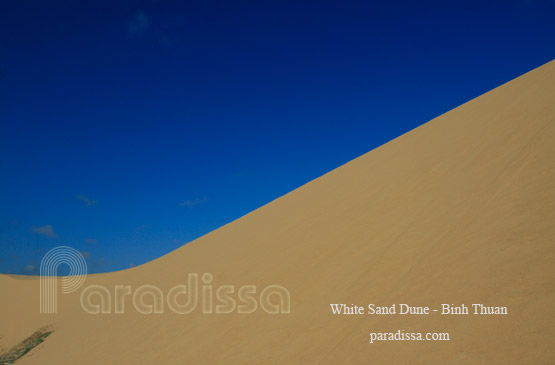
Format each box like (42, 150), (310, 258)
(1, 60), (554, 364)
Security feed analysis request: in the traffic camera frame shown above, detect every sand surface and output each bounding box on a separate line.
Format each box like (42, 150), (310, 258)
(1, 60), (554, 364)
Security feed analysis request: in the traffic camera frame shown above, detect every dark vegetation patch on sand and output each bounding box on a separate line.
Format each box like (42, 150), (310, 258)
(0, 327), (53, 364)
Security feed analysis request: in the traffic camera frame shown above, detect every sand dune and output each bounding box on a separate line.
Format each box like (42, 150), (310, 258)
(1, 60), (554, 364)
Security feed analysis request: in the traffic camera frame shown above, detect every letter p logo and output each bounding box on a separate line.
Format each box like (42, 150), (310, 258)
(40, 246), (87, 313)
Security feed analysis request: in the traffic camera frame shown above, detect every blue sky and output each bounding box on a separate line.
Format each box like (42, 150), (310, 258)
(1, 0), (554, 274)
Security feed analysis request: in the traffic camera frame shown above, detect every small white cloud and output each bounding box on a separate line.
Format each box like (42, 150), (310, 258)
(22, 264), (38, 275)
(31, 224), (57, 238)
(80, 251), (91, 259)
(76, 194), (97, 206)
(179, 197), (208, 208)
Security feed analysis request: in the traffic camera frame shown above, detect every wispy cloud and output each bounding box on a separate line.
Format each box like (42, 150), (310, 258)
(31, 224), (57, 238)
(84, 238), (97, 244)
(173, 239), (187, 247)
(80, 251), (91, 259)
(76, 194), (97, 206)
(179, 197), (208, 208)
(22, 264), (39, 275)
(89, 257), (117, 273)
(128, 10), (150, 35)
(135, 224), (150, 231)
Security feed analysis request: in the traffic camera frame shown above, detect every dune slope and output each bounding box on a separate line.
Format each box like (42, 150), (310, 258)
(1, 60), (554, 364)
